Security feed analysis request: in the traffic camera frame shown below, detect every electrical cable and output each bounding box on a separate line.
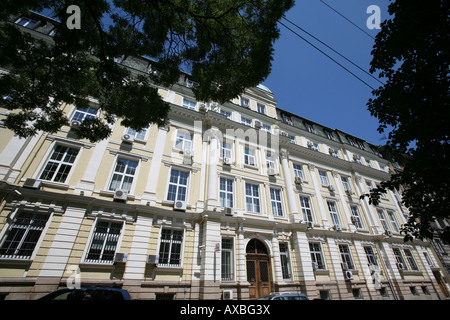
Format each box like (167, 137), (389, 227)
(282, 17), (384, 86)
(278, 20), (377, 91)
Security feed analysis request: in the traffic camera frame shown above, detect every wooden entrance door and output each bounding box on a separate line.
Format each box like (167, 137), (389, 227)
(246, 239), (272, 299)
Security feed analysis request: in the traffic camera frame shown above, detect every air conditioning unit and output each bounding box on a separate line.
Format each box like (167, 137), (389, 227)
(70, 120), (81, 129)
(183, 149), (193, 157)
(294, 176), (303, 184)
(312, 262), (319, 271)
(334, 224), (342, 231)
(344, 270), (354, 280)
(223, 157), (232, 165)
(345, 189), (354, 195)
(306, 222), (314, 230)
(254, 120), (262, 129)
(397, 262), (406, 270)
(267, 168), (276, 176)
(114, 252), (127, 263)
(114, 189), (128, 201)
(174, 200), (187, 211)
(328, 185), (336, 191)
(351, 216), (358, 224)
(122, 133), (134, 144)
(23, 178), (42, 189)
(307, 141), (314, 148)
(147, 255), (159, 265)
(385, 230), (393, 237)
(224, 207), (233, 216)
(341, 262), (349, 270)
(223, 290), (233, 300)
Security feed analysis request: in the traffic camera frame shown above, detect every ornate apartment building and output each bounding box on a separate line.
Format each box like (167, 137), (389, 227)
(0, 12), (449, 300)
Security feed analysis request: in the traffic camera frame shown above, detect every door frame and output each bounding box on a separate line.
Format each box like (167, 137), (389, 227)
(245, 238), (272, 299)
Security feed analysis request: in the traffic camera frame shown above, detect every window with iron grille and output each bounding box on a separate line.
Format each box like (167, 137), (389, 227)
(158, 229), (183, 267)
(85, 221), (123, 264)
(39, 145), (80, 183)
(221, 238), (234, 281)
(0, 212), (49, 260)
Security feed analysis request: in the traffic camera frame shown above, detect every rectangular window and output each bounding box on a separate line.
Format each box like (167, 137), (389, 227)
(387, 211), (400, 233)
(377, 209), (390, 232)
(261, 124), (271, 133)
(266, 155), (275, 169)
(364, 246), (378, 266)
(241, 117), (252, 127)
(220, 110), (232, 119)
(341, 177), (351, 192)
(318, 170), (329, 186)
(309, 242), (326, 270)
(85, 221), (123, 264)
(221, 238), (234, 281)
(270, 188), (283, 216)
(158, 228), (183, 267)
(350, 205), (363, 229)
(240, 97), (249, 108)
(221, 141), (232, 159)
(257, 103), (266, 114)
(293, 164), (305, 181)
(182, 98), (196, 110)
(327, 201), (341, 227)
(393, 247), (407, 270)
(339, 244), (355, 270)
(126, 126), (148, 141)
(0, 212), (49, 259)
(245, 183), (260, 213)
(40, 145), (79, 183)
(167, 169), (189, 202)
(300, 196), (314, 222)
(174, 130), (193, 151)
(15, 17), (37, 28)
(279, 242), (291, 279)
(72, 107), (98, 122)
(219, 177), (233, 208)
(108, 158), (138, 192)
(404, 249), (419, 271)
(244, 148), (256, 166)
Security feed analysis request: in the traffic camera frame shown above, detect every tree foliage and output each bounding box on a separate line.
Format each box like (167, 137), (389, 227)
(364, 0), (450, 243)
(0, 0), (294, 142)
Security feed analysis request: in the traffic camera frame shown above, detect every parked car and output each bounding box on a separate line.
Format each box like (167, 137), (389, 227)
(38, 287), (131, 300)
(257, 292), (309, 300)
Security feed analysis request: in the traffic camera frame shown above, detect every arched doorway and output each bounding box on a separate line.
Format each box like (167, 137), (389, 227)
(246, 238), (272, 299)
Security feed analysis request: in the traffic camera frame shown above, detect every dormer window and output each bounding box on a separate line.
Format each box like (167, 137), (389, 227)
(15, 17), (38, 29)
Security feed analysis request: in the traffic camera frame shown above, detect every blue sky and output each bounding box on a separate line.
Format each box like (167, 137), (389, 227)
(262, 0), (391, 145)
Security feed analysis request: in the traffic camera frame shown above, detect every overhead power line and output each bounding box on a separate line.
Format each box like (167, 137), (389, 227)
(282, 17), (384, 86)
(319, 0), (375, 40)
(278, 19), (377, 91)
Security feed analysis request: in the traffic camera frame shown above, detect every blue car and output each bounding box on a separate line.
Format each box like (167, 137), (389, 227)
(38, 287), (131, 300)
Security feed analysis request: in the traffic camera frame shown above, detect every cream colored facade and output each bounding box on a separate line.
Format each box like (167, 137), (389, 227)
(0, 13), (449, 300)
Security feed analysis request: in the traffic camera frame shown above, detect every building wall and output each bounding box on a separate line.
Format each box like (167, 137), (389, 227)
(0, 13), (448, 300)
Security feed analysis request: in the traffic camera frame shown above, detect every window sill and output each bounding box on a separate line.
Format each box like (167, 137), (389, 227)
(156, 265), (183, 272)
(0, 257), (33, 266)
(79, 262), (114, 270)
(41, 180), (70, 190)
(313, 269), (329, 275)
(244, 164), (258, 170)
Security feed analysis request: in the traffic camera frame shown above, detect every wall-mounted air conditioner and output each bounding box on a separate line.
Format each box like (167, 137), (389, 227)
(114, 252), (128, 263)
(334, 224), (342, 231)
(114, 189), (128, 201)
(23, 178), (42, 189)
(122, 133), (134, 144)
(223, 157), (232, 165)
(344, 270), (354, 280)
(174, 200), (187, 211)
(294, 176), (303, 184)
(223, 290), (233, 300)
(147, 255), (159, 265)
(328, 185), (336, 192)
(267, 168), (276, 176)
(224, 207), (233, 216)
(70, 120), (81, 129)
